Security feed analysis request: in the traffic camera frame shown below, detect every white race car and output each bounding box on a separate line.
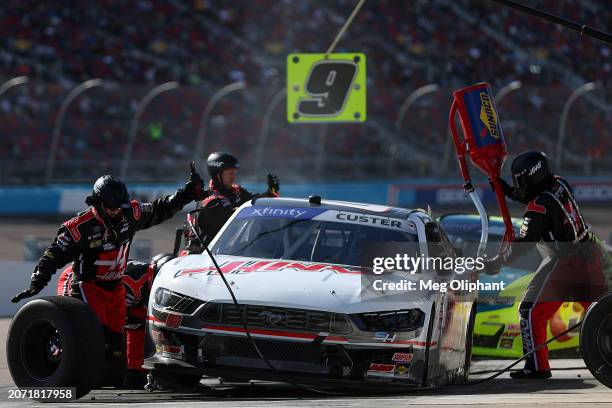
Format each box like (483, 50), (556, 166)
(144, 197), (477, 388)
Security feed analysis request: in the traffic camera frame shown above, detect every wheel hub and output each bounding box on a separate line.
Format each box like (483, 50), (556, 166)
(46, 332), (62, 363)
(597, 312), (612, 367)
(21, 319), (62, 381)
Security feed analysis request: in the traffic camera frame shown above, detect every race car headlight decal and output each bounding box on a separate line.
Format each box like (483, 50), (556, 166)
(351, 309), (425, 332)
(153, 288), (203, 314)
(155, 288), (172, 307)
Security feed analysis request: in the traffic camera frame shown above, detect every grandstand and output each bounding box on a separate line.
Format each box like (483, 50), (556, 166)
(0, 0), (610, 184)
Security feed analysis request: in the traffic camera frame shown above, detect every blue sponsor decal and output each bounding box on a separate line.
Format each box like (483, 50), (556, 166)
(374, 331), (389, 340)
(236, 206), (327, 220)
(461, 86), (505, 148)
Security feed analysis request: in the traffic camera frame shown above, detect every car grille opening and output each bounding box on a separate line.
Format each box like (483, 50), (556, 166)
(200, 303), (351, 334)
(211, 336), (323, 362)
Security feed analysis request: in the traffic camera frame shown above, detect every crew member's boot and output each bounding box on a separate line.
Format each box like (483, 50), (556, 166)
(510, 369), (552, 379)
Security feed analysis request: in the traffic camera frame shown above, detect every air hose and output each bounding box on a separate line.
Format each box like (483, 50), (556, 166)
(460, 320), (583, 386)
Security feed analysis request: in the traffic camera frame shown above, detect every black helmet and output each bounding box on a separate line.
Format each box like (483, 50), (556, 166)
(85, 175), (130, 209)
(510, 150), (553, 202)
(206, 152), (239, 178)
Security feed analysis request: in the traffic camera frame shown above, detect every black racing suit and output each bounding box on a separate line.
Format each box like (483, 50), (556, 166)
(31, 191), (192, 336)
(182, 179), (279, 254)
(494, 175), (610, 371)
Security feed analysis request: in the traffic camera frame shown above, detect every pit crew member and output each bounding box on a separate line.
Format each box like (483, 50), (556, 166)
(12, 164), (204, 375)
(181, 151), (280, 253)
(486, 150), (610, 379)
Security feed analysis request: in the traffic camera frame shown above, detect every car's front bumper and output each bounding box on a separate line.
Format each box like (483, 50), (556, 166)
(146, 321), (429, 386)
(146, 292), (438, 386)
(142, 352), (428, 390)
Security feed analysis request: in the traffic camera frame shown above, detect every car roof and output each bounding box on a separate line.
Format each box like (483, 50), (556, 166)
(252, 197), (425, 220)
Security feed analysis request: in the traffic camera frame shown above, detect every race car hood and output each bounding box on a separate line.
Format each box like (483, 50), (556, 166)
(153, 254), (433, 314)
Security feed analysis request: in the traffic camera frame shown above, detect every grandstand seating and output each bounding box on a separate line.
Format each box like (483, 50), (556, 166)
(0, 0), (609, 183)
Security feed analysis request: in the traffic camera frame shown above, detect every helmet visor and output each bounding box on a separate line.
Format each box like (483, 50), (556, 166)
(512, 171), (531, 202)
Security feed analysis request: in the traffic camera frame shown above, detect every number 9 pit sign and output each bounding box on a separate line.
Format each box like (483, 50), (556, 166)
(287, 53), (366, 123)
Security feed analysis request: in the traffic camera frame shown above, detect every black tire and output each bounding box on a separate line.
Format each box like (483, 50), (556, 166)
(580, 292), (612, 389)
(7, 296), (106, 399)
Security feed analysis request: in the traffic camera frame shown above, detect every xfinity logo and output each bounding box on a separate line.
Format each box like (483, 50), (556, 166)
(236, 205), (325, 221)
(251, 207), (307, 218)
(528, 161), (542, 176)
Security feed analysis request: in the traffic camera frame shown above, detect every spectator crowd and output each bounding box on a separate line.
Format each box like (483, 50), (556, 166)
(0, 0), (609, 184)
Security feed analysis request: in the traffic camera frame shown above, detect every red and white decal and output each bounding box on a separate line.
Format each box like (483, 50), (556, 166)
(165, 313), (183, 328)
(63, 210), (95, 242)
(526, 199), (546, 214)
(162, 345), (182, 354)
(197, 323), (434, 348)
(175, 259), (362, 278)
(200, 324), (349, 344)
(367, 363), (396, 373)
(351, 339), (437, 349)
(147, 315), (163, 324)
(94, 243), (130, 280)
(392, 352), (414, 363)
(123, 273), (150, 302)
(150, 329), (165, 342)
(130, 200), (142, 220)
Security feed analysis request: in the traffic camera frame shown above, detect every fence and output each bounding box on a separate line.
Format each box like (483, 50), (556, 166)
(0, 80), (609, 185)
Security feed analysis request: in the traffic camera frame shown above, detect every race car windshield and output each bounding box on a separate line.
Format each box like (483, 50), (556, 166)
(212, 208), (417, 267)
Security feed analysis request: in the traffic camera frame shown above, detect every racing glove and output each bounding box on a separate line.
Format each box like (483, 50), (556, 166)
(184, 161), (205, 201)
(490, 177), (519, 201)
(11, 280), (44, 303)
(267, 173), (280, 196)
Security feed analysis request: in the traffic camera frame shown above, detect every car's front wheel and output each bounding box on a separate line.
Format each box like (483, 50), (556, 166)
(7, 296), (106, 399)
(580, 292), (612, 389)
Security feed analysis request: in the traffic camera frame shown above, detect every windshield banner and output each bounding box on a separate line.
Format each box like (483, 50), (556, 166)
(236, 206), (327, 220)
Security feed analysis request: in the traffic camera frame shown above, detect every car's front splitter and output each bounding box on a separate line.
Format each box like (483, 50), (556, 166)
(143, 354), (429, 390)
